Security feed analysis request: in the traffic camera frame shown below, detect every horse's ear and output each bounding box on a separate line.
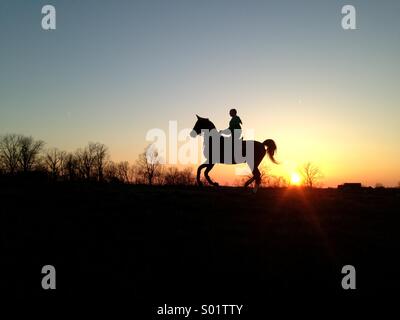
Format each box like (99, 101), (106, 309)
(196, 114), (200, 119)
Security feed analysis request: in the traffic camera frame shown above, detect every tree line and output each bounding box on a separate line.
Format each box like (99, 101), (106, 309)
(236, 162), (323, 188)
(0, 133), (328, 188)
(0, 134), (194, 185)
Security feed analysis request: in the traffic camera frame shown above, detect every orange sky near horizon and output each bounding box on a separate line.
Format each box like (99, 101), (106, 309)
(105, 92), (400, 188)
(108, 108), (400, 189)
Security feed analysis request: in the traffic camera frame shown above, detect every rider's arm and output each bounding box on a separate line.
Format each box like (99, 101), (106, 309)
(220, 128), (231, 135)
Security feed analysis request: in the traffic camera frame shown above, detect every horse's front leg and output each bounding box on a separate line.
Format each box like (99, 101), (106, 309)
(204, 164), (219, 186)
(196, 163), (209, 186)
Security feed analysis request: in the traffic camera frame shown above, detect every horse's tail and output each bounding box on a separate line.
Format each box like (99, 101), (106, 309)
(263, 139), (278, 164)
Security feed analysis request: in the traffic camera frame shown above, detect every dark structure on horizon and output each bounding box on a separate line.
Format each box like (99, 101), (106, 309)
(337, 182), (362, 190)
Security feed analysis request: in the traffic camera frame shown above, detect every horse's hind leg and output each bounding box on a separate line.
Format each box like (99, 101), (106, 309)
(196, 163), (208, 186)
(252, 167), (261, 193)
(244, 176), (255, 187)
(204, 164), (219, 186)
(244, 159), (260, 189)
(245, 156), (262, 192)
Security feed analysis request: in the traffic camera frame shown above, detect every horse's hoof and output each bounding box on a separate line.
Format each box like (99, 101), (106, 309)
(213, 182), (219, 187)
(197, 181), (203, 187)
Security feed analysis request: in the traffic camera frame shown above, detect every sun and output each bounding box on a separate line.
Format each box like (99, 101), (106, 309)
(290, 172), (301, 185)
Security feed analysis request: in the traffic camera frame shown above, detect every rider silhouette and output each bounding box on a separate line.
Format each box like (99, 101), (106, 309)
(220, 108), (242, 140)
(220, 108), (243, 163)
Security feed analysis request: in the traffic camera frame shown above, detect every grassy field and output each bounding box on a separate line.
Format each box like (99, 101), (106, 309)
(1, 181), (399, 307)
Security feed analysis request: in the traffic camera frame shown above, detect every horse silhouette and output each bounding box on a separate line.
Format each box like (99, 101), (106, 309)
(190, 115), (278, 192)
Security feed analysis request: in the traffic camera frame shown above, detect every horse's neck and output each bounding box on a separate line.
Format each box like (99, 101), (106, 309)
(208, 121), (216, 130)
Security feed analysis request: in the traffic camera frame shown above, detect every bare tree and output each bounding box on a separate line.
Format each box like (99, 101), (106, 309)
(75, 142), (108, 181)
(270, 175), (289, 188)
(259, 164), (273, 187)
(131, 165), (146, 184)
(105, 161), (131, 183)
(64, 152), (78, 181)
(178, 167), (195, 185)
(75, 147), (94, 180)
(104, 161), (118, 182)
(163, 167), (180, 185)
(17, 136), (45, 173)
(0, 134), (21, 174)
(300, 162), (322, 188)
(116, 161), (131, 183)
(43, 148), (66, 180)
(160, 166), (195, 186)
(91, 142), (109, 181)
(135, 145), (162, 185)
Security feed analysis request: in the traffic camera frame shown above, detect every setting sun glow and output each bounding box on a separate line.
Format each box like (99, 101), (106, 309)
(290, 173), (301, 185)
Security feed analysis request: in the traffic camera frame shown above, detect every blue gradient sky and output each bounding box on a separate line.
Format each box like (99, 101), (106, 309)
(1, 0), (399, 186)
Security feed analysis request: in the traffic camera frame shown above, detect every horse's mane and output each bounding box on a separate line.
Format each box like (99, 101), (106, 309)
(206, 119), (216, 130)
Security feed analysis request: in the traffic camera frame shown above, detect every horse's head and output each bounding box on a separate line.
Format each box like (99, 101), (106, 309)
(190, 115), (216, 137)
